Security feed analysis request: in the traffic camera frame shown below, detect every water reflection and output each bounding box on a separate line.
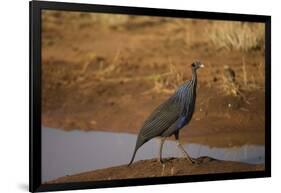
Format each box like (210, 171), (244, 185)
(42, 127), (264, 182)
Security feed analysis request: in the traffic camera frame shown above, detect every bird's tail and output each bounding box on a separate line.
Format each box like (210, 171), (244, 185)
(127, 147), (138, 166)
(128, 136), (145, 166)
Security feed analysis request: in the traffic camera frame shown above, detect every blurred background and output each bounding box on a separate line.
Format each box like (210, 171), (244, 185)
(42, 10), (265, 147)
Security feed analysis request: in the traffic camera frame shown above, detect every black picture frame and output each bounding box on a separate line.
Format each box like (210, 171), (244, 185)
(29, 0), (271, 192)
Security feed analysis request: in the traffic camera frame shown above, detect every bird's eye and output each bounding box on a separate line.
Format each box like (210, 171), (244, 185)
(192, 63), (195, 67)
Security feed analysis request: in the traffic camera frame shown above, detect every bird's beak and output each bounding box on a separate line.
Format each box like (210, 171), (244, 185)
(200, 64), (205, 68)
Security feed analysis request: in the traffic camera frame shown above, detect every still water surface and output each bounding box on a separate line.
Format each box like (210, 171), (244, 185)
(42, 127), (264, 182)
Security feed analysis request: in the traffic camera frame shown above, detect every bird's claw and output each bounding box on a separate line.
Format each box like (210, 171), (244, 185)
(158, 158), (164, 165)
(189, 158), (200, 165)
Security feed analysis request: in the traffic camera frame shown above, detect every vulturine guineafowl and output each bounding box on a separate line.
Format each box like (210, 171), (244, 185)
(128, 60), (204, 166)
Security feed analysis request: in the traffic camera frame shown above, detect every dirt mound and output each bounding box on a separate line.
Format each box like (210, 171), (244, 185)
(47, 157), (264, 184)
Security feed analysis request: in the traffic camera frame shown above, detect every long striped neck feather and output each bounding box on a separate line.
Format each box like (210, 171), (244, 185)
(174, 68), (197, 105)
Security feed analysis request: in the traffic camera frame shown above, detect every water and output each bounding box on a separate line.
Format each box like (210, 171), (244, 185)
(42, 127), (265, 182)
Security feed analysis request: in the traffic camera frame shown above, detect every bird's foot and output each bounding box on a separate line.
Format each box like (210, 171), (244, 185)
(188, 157), (200, 165)
(158, 158), (165, 165)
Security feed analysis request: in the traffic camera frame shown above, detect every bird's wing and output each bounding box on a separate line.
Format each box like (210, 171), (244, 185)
(139, 98), (181, 139)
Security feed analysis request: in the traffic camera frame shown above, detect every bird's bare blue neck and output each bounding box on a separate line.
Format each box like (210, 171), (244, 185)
(192, 68), (197, 85)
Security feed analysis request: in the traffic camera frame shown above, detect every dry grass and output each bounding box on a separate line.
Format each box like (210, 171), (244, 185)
(42, 11), (265, 98)
(42, 10), (130, 31)
(93, 50), (121, 77)
(43, 11), (265, 52)
(88, 13), (129, 27)
(82, 52), (185, 95)
(219, 58), (265, 104)
(208, 21), (265, 52)
(145, 60), (185, 94)
(241, 58), (264, 91)
(221, 79), (240, 96)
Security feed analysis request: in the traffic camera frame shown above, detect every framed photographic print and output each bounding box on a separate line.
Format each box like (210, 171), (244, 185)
(29, 0), (271, 192)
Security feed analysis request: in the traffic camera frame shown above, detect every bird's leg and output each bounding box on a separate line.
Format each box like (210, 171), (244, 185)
(158, 137), (166, 164)
(174, 132), (195, 164)
(176, 141), (195, 164)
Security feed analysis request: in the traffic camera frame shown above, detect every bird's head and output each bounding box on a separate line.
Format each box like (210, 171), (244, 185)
(191, 60), (204, 70)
